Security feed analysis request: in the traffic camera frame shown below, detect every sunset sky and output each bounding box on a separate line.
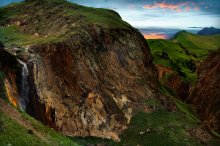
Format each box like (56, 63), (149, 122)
(1, 0), (220, 39)
(71, 0), (220, 29)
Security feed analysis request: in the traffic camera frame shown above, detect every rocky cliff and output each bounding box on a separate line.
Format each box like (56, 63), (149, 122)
(156, 65), (189, 100)
(0, 45), (21, 108)
(0, 0), (159, 140)
(189, 52), (220, 132)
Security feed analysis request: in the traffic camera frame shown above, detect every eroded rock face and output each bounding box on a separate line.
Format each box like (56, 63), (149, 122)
(1, 0), (159, 141)
(165, 73), (189, 100)
(0, 47), (20, 108)
(26, 26), (158, 140)
(156, 65), (189, 100)
(189, 52), (220, 132)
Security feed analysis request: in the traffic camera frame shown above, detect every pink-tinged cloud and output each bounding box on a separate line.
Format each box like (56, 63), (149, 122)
(143, 2), (188, 10)
(185, 5), (191, 12)
(194, 6), (200, 11)
(176, 8), (182, 13)
(143, 33), (167, 39)
(143, 2), (200, 12)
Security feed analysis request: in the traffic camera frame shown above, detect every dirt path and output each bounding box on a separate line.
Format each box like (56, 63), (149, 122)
(0, 98), (50, 144)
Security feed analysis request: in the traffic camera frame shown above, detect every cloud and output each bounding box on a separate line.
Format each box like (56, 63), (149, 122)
(194, 6), (200, 11)
(143, 1), (200, 13)
(143, 33), (167, 39)
(144, 2), (187, 10)
(185, 5), (191, 12)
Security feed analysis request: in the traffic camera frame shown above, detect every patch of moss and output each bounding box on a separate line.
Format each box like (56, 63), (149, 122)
(145, 98), (162, 110)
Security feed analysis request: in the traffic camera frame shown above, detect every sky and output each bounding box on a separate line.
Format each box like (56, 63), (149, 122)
(68, 0), (220, 29)
(1, 0), (220, 39)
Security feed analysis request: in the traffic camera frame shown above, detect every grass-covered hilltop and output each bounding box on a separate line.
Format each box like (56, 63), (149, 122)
(0, 0), (132, 47)
(148, 31), (220, 83)
(0, 0), (220, 146)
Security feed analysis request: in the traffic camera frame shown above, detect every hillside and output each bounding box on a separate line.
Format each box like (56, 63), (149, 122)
(173, 31), (220, 59)
(148, 31), (220, 83)
(148, 31), (220, 141)
(0, 0), (132, 48)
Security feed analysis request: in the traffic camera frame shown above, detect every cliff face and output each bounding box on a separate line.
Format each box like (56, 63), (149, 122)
(156, 65), (189, 100)
(0, 46), (25, 109)
(189, 52), (220, 132)
(0, 0), (159, 140)
(165, 73), (189, 100)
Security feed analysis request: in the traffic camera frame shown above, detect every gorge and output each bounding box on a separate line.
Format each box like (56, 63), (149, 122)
(0, 0), (219, 145)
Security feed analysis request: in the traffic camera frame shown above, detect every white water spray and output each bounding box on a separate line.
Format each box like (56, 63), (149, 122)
(17, 59), (29, 111)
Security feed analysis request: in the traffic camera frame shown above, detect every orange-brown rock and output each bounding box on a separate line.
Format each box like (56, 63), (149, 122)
(0, 48), (20, 108)
(165, 73), (190, 100)
(156, 65), (189, 99)
(189, 52), (220, 132)
(26, 27), (159, 141)
(1, 0), (159, 141)
(156, 64), (173, 80)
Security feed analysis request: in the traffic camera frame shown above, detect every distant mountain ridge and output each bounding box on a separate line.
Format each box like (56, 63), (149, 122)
(197, 27), (220, 35)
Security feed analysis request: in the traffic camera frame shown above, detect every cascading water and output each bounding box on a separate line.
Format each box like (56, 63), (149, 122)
(17, 59), (29, 111)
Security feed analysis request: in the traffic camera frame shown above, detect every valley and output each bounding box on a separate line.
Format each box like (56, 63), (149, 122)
(0, 0), (220, 146)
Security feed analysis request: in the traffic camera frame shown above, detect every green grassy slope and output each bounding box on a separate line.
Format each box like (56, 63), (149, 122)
(0, 110), (48, 146)
(119, 97), (201, 146)
(0, 25), (67, 47)
(0, 107), (79, 146)
(173, 31), (220, 59)
(148, 31), (220, 82)
(0, 0), (131, 47)
(0, 0), (129, 28)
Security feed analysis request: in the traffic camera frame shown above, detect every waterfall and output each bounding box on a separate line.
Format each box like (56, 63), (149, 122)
(17, 59), (29, 111)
